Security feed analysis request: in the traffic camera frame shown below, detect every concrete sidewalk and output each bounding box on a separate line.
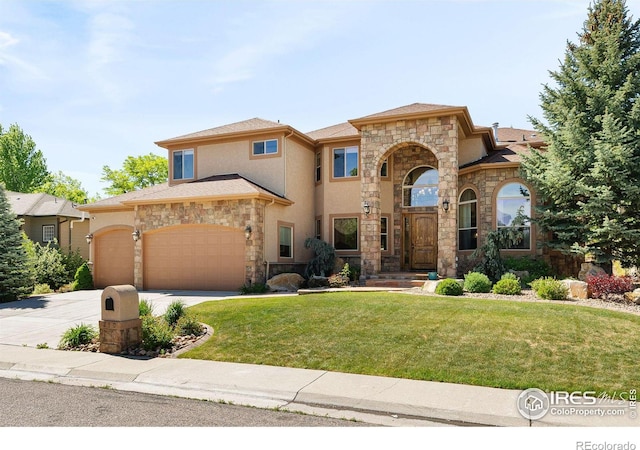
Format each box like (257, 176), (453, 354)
(0, 291), (636, 427)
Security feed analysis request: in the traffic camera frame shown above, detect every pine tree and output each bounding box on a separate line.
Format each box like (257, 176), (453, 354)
(521, 0), (640, 270)
(0, 184), (34, 301)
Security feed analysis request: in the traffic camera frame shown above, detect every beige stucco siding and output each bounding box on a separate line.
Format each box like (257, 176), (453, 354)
(89, 210), (135, 234)
(458, 136), (487, 167)
(196, 134), (286, 195)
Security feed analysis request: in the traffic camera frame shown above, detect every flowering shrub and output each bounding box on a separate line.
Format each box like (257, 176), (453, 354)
(586, 274), (634, 299)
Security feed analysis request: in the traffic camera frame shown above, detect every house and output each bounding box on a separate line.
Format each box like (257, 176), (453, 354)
(7, 191), (90, 259)
(80, 103), (576, 291)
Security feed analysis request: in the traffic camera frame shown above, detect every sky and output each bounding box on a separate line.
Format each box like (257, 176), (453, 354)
(1, 0), (639, 198)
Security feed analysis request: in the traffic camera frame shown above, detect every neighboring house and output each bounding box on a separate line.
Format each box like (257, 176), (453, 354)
(80, 103), (577, 291)
(7, 191), (90, 260)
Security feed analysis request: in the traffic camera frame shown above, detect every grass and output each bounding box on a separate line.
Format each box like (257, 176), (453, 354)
(182, 292), (640, 394)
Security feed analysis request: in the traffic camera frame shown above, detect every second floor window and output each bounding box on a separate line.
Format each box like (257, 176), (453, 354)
(173, 149), (194, 180)
(253, 139), (278, 156)
(333, 146), (358, 178)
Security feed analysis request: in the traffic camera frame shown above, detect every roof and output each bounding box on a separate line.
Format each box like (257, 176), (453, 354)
(306, 122), (360, 141)
(6, 191), (86, 219)
(495, 127), (544, 145)
(351, 103), (464, 122)
(80, 174), (292, 211)
(155, 117), (315, 148)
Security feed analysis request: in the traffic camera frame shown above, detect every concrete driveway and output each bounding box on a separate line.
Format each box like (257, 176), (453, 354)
(0, 290), (251, 348)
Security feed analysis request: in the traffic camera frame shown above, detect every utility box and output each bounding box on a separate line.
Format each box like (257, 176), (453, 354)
(99, 285), (142, 354)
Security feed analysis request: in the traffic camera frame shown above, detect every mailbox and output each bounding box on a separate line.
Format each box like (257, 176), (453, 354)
(99, 285), (142, 354)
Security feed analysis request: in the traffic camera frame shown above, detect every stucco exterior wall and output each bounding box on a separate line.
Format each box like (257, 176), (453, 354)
(458, 136), (487, 167)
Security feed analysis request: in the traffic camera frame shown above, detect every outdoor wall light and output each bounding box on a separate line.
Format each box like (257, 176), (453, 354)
(132, 229), (141, 242)
(442, 198), (450, 212)
(363, 201), (371, 216)
(85, 233), (93, 244)
(244, 225), (252, 240)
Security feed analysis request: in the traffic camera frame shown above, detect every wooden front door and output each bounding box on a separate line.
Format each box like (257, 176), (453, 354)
(410, 213), (438, 270)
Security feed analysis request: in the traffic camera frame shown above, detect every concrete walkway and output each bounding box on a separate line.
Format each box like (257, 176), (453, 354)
(0, 290), (636, 427)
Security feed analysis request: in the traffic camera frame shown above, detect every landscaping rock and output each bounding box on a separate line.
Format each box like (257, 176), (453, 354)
(421, 280), (441, 293)
(561, 279), (589, 300)
(577, 263), (607, 281)
(267, 273), (305, 292)
(624, 288), (640, 305)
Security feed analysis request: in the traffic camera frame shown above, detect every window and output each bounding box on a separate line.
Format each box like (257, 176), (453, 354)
(253, 139), (278, 156)
(403, 166), (439, 207)
(458, 189), (477, 250)
(333, 217), (358, 250)
(279, 224), (293, 258)
(315, 152), (322, 182)
(380, 217), (389, 251)
(315, 218), (322, 240)
(496, 182), (531, 249)
(173, 149), (194, 180)
(42, 225), (55, 242)
(333, 146), (358, 178)
(380, 159), (388, 177)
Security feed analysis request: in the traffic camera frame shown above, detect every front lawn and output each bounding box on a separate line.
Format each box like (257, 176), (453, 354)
(182, 292), (640, 394)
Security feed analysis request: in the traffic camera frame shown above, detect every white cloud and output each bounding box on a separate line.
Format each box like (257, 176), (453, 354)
(0, 30), (48, 80)
(0, 30), (18, 48)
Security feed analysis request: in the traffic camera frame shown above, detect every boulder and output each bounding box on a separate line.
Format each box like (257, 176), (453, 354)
(577, 263), (607, 281)
(267, 273), (305, 292)
(623, 288), (640, 305)
(422, 280), (441, 293)
(560, 279), (589, 300)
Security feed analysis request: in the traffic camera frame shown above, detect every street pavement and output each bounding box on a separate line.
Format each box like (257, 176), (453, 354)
(0, 289), (636, 427)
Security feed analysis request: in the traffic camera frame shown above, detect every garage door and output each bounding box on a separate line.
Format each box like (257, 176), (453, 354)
(94, 228), (135, 288)
(143, 224), (246, 291)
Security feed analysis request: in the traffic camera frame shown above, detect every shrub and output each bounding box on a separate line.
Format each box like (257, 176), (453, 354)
(164, 300), (186, 328)
(492, 278), (522, 295)
(141, 315), (174, 351)
(500, 272), (519, 281)
(72, 262), (93, 291)
(139, 299), (155, 317)
(33, 283), (53, 295)
(176, 314), (204, 336)
(530, 277), (569, 300)
(58, 323), (97, 349)
(304, 238), (336, 278)
(435, 278), (464, 296)
(463, 272), (492, 293)
(504, 257), (552, 285)
(586, 274), (634, 300)
(29, 240), (69, 290)
(62, 249), (85, 282)
(239, 282), (269, 295)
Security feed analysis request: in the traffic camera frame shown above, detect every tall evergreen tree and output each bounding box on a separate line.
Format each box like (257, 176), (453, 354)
(521, 0), (640, 270)
(0, 184), (34, 301)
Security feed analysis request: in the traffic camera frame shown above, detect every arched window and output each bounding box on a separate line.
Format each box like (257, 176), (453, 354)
(496, 182), (531, 249)
(458, 189), (477, 250)
(403, 166), (439, 207)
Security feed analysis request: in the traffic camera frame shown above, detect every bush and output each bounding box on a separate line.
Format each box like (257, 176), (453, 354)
(72, 262), (93, 291)
(504, 257), (552, 285)
(176, 314), (204, 336)
(239, 282), (269, 295)
(29, 240), (69, 290)
(530, 277), (569, 300)
(139, 299), (155, 317)
(586, 274), (634, 299)
(435, 278), (464, 296)
(58, 323), (97, 349)
(304, 238), (336, 278)
(62, 249), (85, 282)
(463, 272), (492, 293)
(141, 315), (174, 351)
(164, 300), (186, 328)
(492, 278), (522, 295)
(33, 283), (53, 295)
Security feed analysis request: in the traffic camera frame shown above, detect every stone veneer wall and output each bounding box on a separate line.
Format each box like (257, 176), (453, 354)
(360, 116), (459, 277)
(133, 198), (265, 288)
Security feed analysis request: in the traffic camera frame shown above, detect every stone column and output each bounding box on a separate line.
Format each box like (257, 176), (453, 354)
(133, 206), (143, 289)
(360, 137), (381, 276)
(436, 121), (459, 278)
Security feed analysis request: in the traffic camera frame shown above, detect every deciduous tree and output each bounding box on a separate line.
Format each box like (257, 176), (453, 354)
(101, 153), (168, 196)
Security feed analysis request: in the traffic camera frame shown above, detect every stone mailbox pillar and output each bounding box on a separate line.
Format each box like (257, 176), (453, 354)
(99, 285), (142, 354)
